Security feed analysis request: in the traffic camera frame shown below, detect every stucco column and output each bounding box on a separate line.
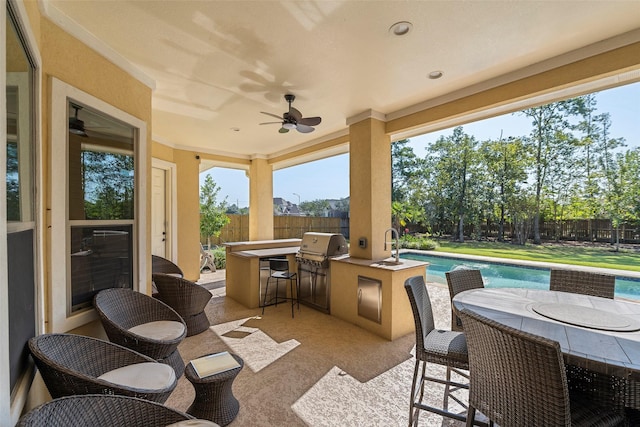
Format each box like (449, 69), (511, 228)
(248, 158), (274, 240)
(174, 150), (201, 280)
(349, 117), (391, 260)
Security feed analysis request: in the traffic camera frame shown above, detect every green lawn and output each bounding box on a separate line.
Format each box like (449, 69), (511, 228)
(433, 241), (640, 273)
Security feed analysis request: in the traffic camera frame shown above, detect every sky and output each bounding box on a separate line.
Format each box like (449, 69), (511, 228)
(202, 82), (640, 208)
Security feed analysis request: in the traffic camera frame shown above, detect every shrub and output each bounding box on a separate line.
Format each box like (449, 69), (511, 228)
(211, 246), (227, 269)
(400, 234), (439, 251)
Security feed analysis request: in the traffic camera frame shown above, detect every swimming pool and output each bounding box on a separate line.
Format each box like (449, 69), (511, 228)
(401, 252), (640, 301)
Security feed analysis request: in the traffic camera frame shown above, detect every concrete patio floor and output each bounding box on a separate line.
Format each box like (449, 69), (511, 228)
(169, 270), (467, 426)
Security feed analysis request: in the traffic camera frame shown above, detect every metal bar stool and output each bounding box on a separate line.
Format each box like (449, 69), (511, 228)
(262, 258), (298, 318)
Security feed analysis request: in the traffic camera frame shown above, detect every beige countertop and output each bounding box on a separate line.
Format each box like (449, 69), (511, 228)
(229, 246), (300, 258)
(224, 239), (301, 248)
(331, 255), (428, 271)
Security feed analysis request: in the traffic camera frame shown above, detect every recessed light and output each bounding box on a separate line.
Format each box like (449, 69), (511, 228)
(389, 21), (412, 36)
(428, 70), (443, 79)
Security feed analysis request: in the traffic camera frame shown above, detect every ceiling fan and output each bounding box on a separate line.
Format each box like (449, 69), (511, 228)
(69, 103), (121, 139)
(260, 94), (321, 133)
(69, 103), (88, 137)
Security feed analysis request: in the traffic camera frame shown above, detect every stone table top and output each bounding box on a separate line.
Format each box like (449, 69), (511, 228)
(453, 288), (640, 381)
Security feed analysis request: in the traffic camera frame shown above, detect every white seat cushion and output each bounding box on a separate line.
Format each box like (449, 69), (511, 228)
(165, 420), (220, 427)
(128, 320), (185, 341)
(97, 362), (176, 391)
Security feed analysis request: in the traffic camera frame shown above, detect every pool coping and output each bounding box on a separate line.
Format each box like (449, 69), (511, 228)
(400, 249), (640, 280)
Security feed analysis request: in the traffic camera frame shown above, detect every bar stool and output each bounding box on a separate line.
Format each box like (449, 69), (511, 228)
(262, 258), (298, 318)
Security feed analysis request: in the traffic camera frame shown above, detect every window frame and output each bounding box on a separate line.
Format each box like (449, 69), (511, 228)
(50, 77), (148, 332)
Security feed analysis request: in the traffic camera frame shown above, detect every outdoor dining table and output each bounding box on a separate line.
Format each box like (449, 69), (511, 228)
(452, 287), (640, 410)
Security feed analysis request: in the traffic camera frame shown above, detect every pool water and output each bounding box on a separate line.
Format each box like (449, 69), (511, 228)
(401, 252), (640, 301)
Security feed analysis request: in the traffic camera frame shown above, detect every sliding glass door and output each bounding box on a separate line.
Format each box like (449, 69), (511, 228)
(5, 0), (37, 404)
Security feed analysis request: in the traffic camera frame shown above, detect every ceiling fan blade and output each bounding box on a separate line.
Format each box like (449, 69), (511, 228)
(259, 121), (282, 125)
(298, 116), (321, 126)
(296, 124), (315, 133)
(260, 111), (283, 120)
(289, 107), (303, 121)
(279, 127), (290, 133)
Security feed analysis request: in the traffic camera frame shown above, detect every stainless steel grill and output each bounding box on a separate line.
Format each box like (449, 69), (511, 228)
(296, 232), (348, 266)
(295, 232), (348, 313)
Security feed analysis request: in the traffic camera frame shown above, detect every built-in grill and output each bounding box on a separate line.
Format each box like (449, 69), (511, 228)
(296, 232), (348, 313)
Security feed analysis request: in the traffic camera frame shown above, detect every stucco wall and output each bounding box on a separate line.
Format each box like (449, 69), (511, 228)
(18, 4), (154, 414)
(175, 150), (201, 280)
(39, 17), (153, 326)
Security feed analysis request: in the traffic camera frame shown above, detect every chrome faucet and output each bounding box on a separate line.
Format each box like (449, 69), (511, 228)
(384, 228), (400, 263)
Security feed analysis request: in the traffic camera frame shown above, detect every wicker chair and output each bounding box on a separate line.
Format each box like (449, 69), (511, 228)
(152, 273), (212, 336)
(445, 269), (485, 332)
(18, 394), (220, 427)
(28, 334), (177, 403)
(94, 288), (187, 376)
(550, 270), (623, 417)
(152, 255), (184, 277)
(549, 268), (615, 299)
(459, 308), (626, 427)
(404, 275), (472, 426)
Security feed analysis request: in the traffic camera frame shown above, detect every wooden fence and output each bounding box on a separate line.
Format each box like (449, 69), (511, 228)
(203, 215), (349, 245)
(460, 218), (640, 244)
(538, 219), (640, 243)
(204, 216), (640, 246)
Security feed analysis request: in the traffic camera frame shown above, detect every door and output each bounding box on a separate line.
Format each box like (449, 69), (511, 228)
(358, 276), (382, 323)
(5, 7), (37, 408)
(151, 167), (167, 257)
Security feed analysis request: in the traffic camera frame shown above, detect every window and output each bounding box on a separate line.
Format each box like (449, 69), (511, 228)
(50, 78), (148, 332)
(67, 102), (135, 312)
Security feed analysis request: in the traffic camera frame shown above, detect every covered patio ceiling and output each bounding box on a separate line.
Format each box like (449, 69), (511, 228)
(44, 1), (640, 165)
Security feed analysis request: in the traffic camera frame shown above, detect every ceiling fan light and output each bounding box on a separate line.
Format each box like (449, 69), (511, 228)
(69, 103), (88, 137)
(69, 120), (88, 137)
(282, 122), (296, 130)
(69, 128), (87, 136)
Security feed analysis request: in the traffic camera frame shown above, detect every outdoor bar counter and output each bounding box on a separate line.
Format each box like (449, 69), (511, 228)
(330, 255), (427, 340)
(224, 239), (301, 309)
(224, 239), (427, 341)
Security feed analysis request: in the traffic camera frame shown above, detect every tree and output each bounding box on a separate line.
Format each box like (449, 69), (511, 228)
(604, 149), (640, 251)
(332, 198), (350, 218)
(299, 199), (330, 216)
(394, 94), (635, 244)
(82, 150), (134, 220)
(572, 94), (600, 239)
(596, 113), (627, 243)
(391, 139), (424, 202)
(226, 203), (248, 215)
(521, 100), (576, 244)
(6, 142), (20, 221)
(508, 189), (537, 245)
(200, 175), (230, 247)
(425, 127), (480, 242)
(391, 200), (424, 234)
(391, 140), (428, 231)
(479, 133), (530, 241)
